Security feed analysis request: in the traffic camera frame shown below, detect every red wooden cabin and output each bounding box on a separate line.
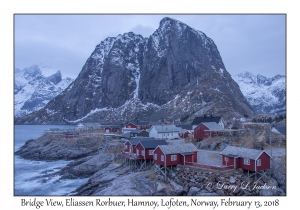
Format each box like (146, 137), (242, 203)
(194, 122), (223, 140)
(104, 125), (121, 133)
(122, 137), (156, 157)
(220, 146), (271, 172)
(135, 140), (168, 159)
(153, 143), (198, 166)
(126, 121), (152, 130)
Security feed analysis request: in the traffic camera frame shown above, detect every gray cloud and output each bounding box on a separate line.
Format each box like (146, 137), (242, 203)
(14, 14), (285, 79)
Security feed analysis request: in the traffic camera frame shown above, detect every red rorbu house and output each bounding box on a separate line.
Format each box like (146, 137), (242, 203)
(220, 146), (271, 172)
(135, 140), (168, 160)
(122, 137), (156, 158)
(194, 122), (223, 140)
(153, 143), (198, 167)
(104, 125), (121, 133)
(126, 121), (152, 130)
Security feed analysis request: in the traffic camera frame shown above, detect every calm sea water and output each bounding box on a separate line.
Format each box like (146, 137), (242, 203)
(14, 125), (88, 196)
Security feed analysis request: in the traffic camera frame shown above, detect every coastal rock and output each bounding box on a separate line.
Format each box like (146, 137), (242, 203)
(210, 142), (217, 150)
(187, 187), (200, 196)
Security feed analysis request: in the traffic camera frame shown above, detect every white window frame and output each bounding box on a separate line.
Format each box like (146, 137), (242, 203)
(142, 150), (145, 156)
(224, 157), (228, 162)
(171, 155), (177, 161)
(257, 159), (261, 166)
(244, 158), (250, 165)
(136, 149), (139, 155)
(161, 155), (164, 162)
(148, 150), (153, 155)
(154, 154), (157, 160)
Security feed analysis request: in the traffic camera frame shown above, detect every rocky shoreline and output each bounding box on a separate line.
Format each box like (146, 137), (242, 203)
(15, 134), (286, 196)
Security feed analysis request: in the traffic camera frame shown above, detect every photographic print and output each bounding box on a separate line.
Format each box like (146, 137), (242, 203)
(14, 14), (286, 197)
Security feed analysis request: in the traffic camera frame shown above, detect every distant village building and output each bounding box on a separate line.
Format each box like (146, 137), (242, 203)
(123, 137), (156, 154)
(149, 124), (180, 139)
(194, 122), (223, 140)
(125, 121), (152, 130)
(191, 116), (225, 129)
(120, 130), (149, 140)
(220, 146), (271, 172)
(104, 125), (121, 133)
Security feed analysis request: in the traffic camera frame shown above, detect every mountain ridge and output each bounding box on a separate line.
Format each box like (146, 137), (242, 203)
(233, 71), (286, 115)
(15, 17), (255, 124)
(14, 64), (74, 118)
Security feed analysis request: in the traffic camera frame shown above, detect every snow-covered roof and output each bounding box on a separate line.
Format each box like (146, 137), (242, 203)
(138, 140), (168, 149)
(127, 137), (156, 146)
(156, 143), (198, 155)
(151, 124), (180, 133)
(202, 122), (223, 130)
(220, 146), (271, 160)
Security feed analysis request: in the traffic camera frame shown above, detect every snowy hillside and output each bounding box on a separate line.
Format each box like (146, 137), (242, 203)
(233, 72), (286, 114)
(14, 64), (73, 118)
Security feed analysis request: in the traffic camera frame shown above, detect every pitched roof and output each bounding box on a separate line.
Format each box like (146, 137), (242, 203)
(151, 124), (180, 133)
(127, 137), (156, 146)
(120, 132), (131, 138)
(220, 146), (271, 160)
(201, 122), (223, 130)
(191, 116), (222, 125)
(105, 125), (121, 129)
(130, 129), (143, 134)
(177, 124), (193, 130)
(276, 126), (286, 135)
(138, 140), (168, 149)
(156, 143), (198, 155)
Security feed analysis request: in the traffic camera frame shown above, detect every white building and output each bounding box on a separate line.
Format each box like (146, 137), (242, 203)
(149, 124), (180, 139)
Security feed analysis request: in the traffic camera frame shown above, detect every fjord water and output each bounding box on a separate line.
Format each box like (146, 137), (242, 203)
(14, 125), (88, 196)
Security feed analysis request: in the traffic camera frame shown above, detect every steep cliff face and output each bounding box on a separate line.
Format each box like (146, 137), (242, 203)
(15, 17), (254, 124)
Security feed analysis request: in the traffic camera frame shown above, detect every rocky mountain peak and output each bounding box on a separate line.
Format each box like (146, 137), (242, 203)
(234, 72), (286, 114)
(15, 18), (254, 124)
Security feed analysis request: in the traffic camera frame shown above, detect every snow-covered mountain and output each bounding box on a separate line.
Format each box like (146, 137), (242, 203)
(14, 64), (74, 118)
(233, 72), (286, 115)
(15, 17), (255, 124)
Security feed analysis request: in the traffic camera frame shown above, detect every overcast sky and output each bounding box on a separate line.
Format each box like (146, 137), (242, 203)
(14, 14), (286, 79)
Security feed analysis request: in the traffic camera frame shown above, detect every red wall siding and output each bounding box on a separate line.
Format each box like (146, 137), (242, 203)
(135, 143), (144, 158)
(256, 152), (271, 171)
(222, 156), (235, 167)
(184, 155), (193, 164)
(126, 123), (136, 129)
(235, 158), (240, 169)
(124, 141), (131, 152)
(145, 148), (155, 160)
(193, 151), (197, 162)
(194, 124), (209, 140)
(165, 154), (180, 166)
(240, 158), (255, 171)
(153, 147), (165, 166)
